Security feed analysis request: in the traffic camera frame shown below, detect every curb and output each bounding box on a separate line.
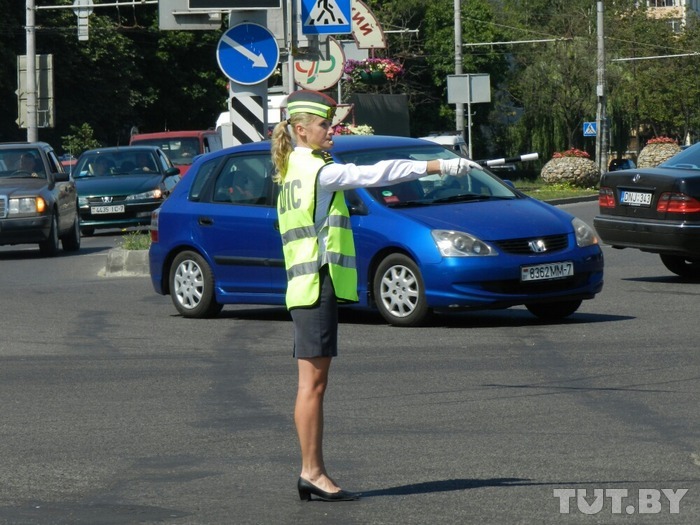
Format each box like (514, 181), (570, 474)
(101, 248), (149, 277)
(546, 194), (598, 205)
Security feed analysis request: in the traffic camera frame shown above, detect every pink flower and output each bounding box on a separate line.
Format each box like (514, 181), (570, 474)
(343, 58), (404, 83)
(647, 136), (676, 145)
(552, 148), (590, 159)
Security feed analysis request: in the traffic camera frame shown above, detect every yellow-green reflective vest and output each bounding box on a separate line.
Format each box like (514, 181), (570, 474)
(277, 149), (358, 309)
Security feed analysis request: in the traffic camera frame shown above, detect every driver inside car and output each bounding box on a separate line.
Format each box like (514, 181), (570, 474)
(16, 153), (41, 177)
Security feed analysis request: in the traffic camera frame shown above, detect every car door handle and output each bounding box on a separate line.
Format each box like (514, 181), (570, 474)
(198, 217), (213, 226)
(274, 220), (279, 231)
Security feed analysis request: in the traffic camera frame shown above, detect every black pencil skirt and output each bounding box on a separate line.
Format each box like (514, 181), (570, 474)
(290, 266), (338, 359)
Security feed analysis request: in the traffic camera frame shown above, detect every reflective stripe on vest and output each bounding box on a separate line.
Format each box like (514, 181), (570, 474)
(277, 150), (358, 308)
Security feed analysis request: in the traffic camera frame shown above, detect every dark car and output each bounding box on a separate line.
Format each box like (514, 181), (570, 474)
(73, 146), (181, 235)
(0, 142), (80, 256)
(149, 135), (604, 326)
(608, 158), (636, 172)
(595, 143), (700, 277)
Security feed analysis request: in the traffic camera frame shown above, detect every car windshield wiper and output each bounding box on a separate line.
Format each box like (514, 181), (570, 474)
(387, 200), (433, 208)
(430, 194), (498, 204)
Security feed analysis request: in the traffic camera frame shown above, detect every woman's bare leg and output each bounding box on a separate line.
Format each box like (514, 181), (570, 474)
(295, 356), (341, 492)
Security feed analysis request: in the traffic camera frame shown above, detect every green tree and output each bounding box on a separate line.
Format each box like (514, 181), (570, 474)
(0, 0), (26, 142)
(499, 0), (598, 160)
(61, 123), (101, 157)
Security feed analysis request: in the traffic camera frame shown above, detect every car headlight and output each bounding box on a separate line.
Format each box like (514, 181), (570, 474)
(126, 189), (162, 201)
(8, 197), (46, 216)
(431, 229), (497, 257)
(572, 217), (599, 247)
(78, 197), (88, 206)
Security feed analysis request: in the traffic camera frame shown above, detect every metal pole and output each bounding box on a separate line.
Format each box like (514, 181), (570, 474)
(26, 0), (38, 142)
(287, 0), (295, 96)
(467, 79), (473, 159)
(454, 0), (464, 144)
(595, 1), (607, 174)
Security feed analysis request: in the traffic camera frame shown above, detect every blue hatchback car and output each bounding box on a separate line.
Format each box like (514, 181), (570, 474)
(148, 135), (603, 326)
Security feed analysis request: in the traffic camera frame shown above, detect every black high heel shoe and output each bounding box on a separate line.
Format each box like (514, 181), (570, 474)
(297, 477), (360, 502)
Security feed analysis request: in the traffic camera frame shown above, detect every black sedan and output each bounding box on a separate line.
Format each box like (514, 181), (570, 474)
(0, 142), (80, 256)
(73, 146), (180, 235)
(595, 143), (700, 277)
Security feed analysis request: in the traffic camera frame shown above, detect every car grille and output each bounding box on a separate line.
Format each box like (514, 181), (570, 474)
(0, 196), (6, 218)
(86, 196), (128, 204)
(493, 234), (569, 254)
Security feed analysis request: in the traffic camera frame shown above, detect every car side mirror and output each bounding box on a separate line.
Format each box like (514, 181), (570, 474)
(345, 190), (368, 216)
(53, 171), (70, 183)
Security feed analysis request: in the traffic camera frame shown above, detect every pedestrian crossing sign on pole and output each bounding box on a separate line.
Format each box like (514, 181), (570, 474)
(583, 121), (597, 137)
(301, 0), (351, 35)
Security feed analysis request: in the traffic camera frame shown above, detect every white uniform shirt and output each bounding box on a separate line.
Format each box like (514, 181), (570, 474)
(292, 147), (430, 258)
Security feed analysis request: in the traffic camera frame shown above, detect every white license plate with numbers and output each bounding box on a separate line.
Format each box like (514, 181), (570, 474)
(620, 190), (652, 206)
(521, 261), (574, 282)
(91, 205), (125, 214)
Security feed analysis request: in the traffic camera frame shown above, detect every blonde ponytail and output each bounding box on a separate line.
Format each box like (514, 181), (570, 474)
(271, 120), (293, 183)
(271, 113), (319, 183)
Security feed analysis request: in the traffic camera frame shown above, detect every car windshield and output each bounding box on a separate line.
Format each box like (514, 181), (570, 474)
(335, 145), (519, 207)
(74, 151), (159, 177)
(0, 148), (45, 178)
(658, 143), (700, 170)
(131, 138), (199, 166)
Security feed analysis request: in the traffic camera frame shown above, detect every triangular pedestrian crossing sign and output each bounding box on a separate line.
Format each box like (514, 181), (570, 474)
(583, 122), (597, 136)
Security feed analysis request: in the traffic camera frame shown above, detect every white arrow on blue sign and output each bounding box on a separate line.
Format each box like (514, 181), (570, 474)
(583, 121), (597, 137)
(301, 0), (351, 35)
(216, 23), (280, 86)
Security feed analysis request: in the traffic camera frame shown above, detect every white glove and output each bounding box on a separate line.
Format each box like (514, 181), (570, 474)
(439, 158), (479, 177)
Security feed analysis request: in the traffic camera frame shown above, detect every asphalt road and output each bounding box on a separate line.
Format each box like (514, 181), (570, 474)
(1, 203), (699, 525)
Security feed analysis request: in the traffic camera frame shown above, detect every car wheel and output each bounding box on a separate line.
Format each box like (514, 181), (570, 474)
(169, 250), (223, 318)
(373, 253), (431, 327)
(660, 254), (700, 278)
(38, 213), (60, 257)
(61, 214), (81, 252)
(526, 300), (582, 320)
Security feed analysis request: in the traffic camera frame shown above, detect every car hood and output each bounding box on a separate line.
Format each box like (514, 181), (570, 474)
(385, 197), (574, 241)
(0, 177), (49, 196)
(76, 174), (161, 196)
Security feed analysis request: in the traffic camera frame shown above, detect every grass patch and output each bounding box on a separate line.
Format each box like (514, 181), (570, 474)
(120, 230), (151, 250)
(513, 179), (598, 201)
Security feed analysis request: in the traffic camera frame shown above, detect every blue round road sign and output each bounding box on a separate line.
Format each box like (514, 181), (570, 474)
(216, 23), (280, 86)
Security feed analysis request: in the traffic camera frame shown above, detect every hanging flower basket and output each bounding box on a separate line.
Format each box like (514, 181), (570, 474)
(358, 70), (387, 85)
(344, 58), (404, 85)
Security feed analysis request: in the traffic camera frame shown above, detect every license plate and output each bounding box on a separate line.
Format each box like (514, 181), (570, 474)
(619, 190), (652, 207)
(521, 261), (574, 282)
(91, 205), (125, 214)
